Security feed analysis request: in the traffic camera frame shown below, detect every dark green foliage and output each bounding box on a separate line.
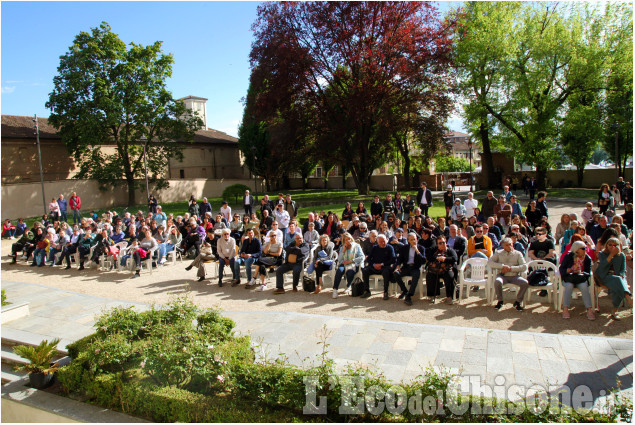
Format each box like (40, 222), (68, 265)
(58, 296), (632, 422)
(221, 184), (251, 205)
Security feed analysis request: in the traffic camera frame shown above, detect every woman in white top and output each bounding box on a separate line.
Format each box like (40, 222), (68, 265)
(253, 233), (283, 291)
(464, 192), (478, 218)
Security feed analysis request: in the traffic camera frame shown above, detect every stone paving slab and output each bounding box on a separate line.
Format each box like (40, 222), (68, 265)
(1, 280), (632, 405)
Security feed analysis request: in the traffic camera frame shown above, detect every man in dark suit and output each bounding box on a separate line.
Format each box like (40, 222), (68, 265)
(527, 177), (538, 200)
(243, 190), (254, 216)
(362, 234), (396, 299)
(416, 181), (433, 217)
(393, 233), (426, 306)
(446, 224), (467, 260)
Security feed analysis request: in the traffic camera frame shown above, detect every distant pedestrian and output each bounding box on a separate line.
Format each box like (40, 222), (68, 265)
(527, 177), (537, 200)
(69, 192), (82, 225)
(57, 194), (68, 222)
(148, 195), (158, 214)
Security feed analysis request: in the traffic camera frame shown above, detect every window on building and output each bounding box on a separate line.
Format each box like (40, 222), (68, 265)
(332, 166), (339, 176)
(180, 169), (185, 179)
(315, 167), (322, 178)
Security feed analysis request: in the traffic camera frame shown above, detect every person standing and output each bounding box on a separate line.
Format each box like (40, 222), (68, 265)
(69, 192), (82, 225)
(243, 190), (254, 216)
(57, 194), (68, 222)
(417, 182), (433, 217)
(527, 177), (537, 200)
(443, 185), (455, 219)
(284, 194), (298, 219)
(148, 195), (158, 214)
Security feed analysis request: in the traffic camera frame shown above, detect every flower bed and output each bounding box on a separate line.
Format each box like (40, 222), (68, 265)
(56, 296), (632, 422)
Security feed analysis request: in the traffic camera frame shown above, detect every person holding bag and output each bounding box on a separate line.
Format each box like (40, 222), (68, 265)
(252, 233), (283, 291)
(559, 241), (594, 320)
(307, 234), (334, 294)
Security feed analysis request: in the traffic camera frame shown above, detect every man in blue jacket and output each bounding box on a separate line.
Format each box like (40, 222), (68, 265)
(362, 234), (396, 300)
(234, 228), (261, 287)
(57, 194), (68, 222)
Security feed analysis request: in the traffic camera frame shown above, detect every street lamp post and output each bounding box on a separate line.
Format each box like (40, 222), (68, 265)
(468, 139), (474, 192)
(33, 115), (47, 215)
(250, 146), (258, 201)
(140, 135), (149, 206)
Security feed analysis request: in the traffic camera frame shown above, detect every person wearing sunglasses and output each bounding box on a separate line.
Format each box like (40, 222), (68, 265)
(528, 227), (557, 265)
(467, 224), (493, 259)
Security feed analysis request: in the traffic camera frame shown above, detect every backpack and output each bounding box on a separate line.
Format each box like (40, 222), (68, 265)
(351, 277), (364, 297)
(302, 276), (316, 292)
(527, 269), (549, 286)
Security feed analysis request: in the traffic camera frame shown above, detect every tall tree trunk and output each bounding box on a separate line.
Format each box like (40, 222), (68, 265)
(536, 166), (548, 189)
(403, 155), (411, 190)
(301, 171), (309, 189)
(341, 164), (347, 189)
(127, 178), (137, 207)
(576, 166), (584, 187)
(479, 114), (496, 189)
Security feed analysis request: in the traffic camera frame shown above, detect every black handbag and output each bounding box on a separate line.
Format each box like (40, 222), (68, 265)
(527, 269), (549, 286)
(302, 276), (316, 292)
(351, 277), (364, 297)
(567, 273), (588, 285)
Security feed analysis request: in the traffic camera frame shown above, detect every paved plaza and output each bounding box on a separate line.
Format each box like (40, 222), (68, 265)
(2, 280), (631, 406)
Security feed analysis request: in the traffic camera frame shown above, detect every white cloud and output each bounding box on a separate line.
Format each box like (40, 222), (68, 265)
(5, 80), (23, 84)
(1, 86), (16, 94)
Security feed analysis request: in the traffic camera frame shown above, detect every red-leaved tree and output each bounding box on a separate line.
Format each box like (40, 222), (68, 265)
(249, 1), (454, 194)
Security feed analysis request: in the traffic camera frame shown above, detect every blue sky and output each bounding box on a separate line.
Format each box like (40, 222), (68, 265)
(1, 1), (464, 137)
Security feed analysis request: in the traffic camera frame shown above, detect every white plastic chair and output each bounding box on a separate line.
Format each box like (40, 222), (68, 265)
(457, 257), (490, 302)
(558, 271), (595, 312)
(525, 260), (560, 309)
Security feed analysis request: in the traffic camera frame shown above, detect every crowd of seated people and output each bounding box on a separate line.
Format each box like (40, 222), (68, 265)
(4, 183), (633, 318)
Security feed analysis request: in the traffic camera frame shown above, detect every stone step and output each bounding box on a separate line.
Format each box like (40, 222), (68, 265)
(1, 329), (69, 356)
(1, 362), (27, 385)
(1, 344), (29, 367)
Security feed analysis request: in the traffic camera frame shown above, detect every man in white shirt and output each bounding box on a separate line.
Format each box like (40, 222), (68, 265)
(243, 190), (254, 216)
(220, 201), (232, 223)
(264, 221), (284, 244)
(464, 192), (478, 218)
(216, 229), (236, 287)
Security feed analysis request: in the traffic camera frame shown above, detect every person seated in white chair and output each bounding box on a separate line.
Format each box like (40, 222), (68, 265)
(559, 241), (595, 321)
(489, 237), (528, 311)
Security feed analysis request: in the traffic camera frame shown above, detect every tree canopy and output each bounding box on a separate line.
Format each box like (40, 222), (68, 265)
(453, 2), (633, 185)
(246, 1), (455, 194)
(46, 22), (201, 206)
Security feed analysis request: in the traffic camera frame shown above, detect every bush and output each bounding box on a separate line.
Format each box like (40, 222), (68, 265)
(1, 289), (8, 306)
(57, 296), (632, 423)
(222, 184), (251, 205)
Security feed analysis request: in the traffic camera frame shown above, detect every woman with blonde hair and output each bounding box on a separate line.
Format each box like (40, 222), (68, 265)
(308, 234), (335, 294)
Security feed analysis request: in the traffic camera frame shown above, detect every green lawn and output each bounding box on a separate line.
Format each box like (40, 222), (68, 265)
(21, 186), (598, 228)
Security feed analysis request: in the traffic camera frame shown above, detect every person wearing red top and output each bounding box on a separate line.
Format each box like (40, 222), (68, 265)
(69, 192), (82, 225)
(2, 219), (16, 239)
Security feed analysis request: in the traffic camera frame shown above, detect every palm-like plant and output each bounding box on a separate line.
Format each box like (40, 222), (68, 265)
(13, 338), (61, 374)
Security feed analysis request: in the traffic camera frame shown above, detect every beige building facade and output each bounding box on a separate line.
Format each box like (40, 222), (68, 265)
(1, 114), (249, 184)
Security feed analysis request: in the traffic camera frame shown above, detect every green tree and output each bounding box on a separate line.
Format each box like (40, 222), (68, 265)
(452, 1), (521, 189)
(561, 92), (603, 186)
(434, 155), (475, 173)
(46, 22), (201, 206)
(600, 4), (633, 178)
(454, 2), (622, 188)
